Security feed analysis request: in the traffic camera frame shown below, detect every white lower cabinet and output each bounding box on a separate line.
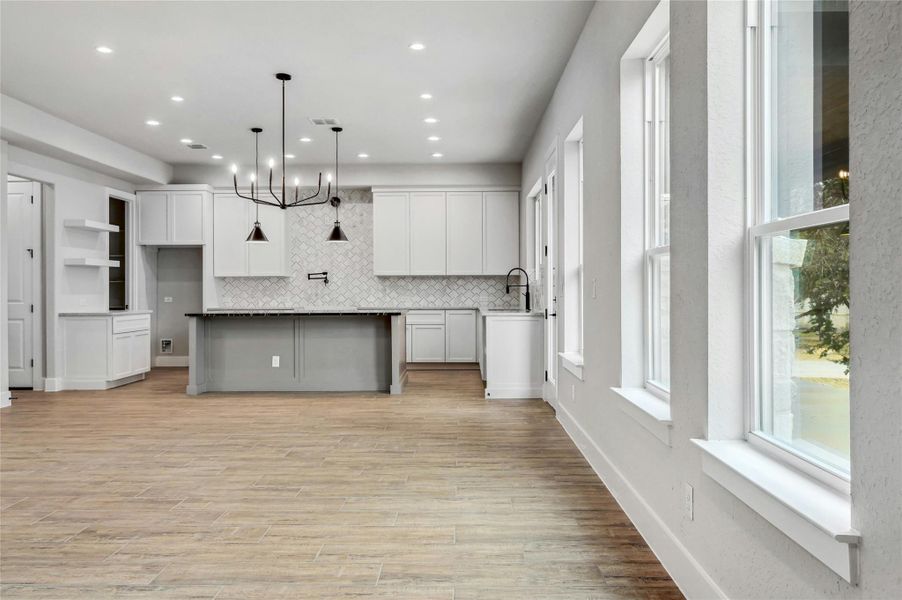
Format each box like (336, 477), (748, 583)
(60, 312), (152, 390)
(406, 309), (477, 363)
(445, 310), (477, 362)
(411, 325), (446, 362)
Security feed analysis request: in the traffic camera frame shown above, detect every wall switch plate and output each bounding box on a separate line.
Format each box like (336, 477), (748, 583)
(571, 384), (576, 402)
(683, 483), (694, 521)
(160, 339), (172, 354)
(271, 355), (280, 368)
(163, 296), (173, 303)
(592, 278), (598, 299)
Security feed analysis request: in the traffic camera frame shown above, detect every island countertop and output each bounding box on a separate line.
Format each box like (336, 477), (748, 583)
(186, 309), (405, 317)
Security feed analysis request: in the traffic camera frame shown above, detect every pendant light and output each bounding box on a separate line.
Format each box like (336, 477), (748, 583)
(236, 128), (270, 243)
(327, 126), (349, 243)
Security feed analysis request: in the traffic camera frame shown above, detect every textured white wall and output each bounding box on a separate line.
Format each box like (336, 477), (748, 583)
(848, 0), (902, 593)
(520, 0), (902, 598)
(1, 141), (10, 407)
(6, 145), (137, 383)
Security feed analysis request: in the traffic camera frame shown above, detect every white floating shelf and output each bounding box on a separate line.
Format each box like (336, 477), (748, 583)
(64, 258), (120, 268)
(64, 219), (120, 233)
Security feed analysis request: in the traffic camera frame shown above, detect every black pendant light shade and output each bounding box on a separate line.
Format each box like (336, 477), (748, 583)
(327, 219), (348, 243)
(246, 221), (269, 243)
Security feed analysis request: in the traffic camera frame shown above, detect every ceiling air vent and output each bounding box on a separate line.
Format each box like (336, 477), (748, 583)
(187, 143), (208, 150)
(308, 118), (340, 126)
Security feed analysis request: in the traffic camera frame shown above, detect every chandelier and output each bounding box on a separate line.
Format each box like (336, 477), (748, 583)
(229, 72), (347, 242)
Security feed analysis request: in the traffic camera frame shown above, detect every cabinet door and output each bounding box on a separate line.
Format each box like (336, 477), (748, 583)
(409, 192), (446, 275)
(213, 194), (249, 276)
(130, 331), (151, 374)
(446, 192), (484, 275)
(111, 333), (132, 379)
(483, 191), (520, 275)
(138, 192), (169, 244)
(410, 325), (446, 362)
(445, 310), (477, 362)
(248, 203), (287, 276)
(171, 192), (205, 244)
(373, 193), (409, 275)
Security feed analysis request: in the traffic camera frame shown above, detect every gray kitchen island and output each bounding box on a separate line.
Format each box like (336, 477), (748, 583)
(185, 310), (407, 395)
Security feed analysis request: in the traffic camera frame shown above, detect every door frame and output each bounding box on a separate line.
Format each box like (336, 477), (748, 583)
(6, 176), (44, 390)
(542, 143), (559, 406)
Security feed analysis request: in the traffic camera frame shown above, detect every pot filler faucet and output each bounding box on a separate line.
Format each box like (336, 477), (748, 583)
(505, 267), (531, 312)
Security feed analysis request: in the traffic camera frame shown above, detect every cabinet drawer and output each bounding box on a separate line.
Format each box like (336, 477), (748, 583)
(406, 310), (445, 325)
(113, 314), (150, 334)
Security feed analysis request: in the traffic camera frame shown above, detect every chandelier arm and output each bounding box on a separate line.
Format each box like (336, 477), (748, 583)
(233, 175), (260, 203)
(285, 173), (326, 206)
(268, 169), (282, 205)
(251, 197), (282, 208)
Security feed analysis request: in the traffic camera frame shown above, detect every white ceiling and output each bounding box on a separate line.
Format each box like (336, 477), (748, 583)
(1, 1), (593, 168)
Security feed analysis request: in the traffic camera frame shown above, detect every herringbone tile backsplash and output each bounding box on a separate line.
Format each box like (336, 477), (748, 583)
(215, 189), (519, 309)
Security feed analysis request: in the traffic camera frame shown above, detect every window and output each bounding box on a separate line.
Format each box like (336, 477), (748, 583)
(645, 37), (670, 396)
(749, 0), (850, 482)
(562, 120), (584, 365)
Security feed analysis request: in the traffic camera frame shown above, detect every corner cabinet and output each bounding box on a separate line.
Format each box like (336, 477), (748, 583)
(212, 193), (288, 277)
(373, 188), (519, 276)
(59, 312), (152, 390)
(135, 185), (211, 245)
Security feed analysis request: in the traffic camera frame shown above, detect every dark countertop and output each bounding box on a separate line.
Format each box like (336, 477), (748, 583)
(186, 309), (404, 317)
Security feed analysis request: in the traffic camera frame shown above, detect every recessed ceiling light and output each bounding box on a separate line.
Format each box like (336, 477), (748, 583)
(431, 152), (444, 158)
(357, 153), (369, 159)
(299, 137), (312, 143)
(423, 117), (439, 124)
(211, 154), (223, 160)
(409, 42), (426, 51)
(145, 119), (160, 127)
(95, 45), (113, 54)
(420, 92), (433, 100)
(284, 154), (295, 159)
(180, 138), (193, 144)
(427, 135), (441, 142)
(170, 95), (184, 103)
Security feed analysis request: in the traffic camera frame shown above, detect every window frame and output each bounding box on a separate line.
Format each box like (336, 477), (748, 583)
(745, 0), (851, 493)
(643, 35), (671, 399)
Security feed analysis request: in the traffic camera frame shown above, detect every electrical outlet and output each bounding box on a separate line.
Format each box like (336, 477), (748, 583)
(163, 296), (173, 303)
(271, 355), (280, 368)
(683, 483), (694, 521)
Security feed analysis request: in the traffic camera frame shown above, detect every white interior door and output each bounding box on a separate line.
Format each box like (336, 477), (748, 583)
(541, 172), (557, 391)
(6, 180), (39, 388)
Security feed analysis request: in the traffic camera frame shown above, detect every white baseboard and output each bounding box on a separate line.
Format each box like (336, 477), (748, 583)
(154, 355), (189, 367)
(556, 402), (727, 600)
(485, 385), (543, 399)
(1, 390), (10, 408)
(56, 373), (146, 391)
(44, 378), (63, 392)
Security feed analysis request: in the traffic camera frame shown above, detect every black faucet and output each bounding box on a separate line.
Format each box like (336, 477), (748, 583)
(505, 267), (531, 312)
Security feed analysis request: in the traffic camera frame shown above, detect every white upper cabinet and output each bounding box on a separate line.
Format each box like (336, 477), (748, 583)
(446, 192), (485, 275)
(409, 192), (447, 275)
(247, 202), (287, 277)
(373, 188), (519, 277)
(171, 192), (205, 244)
(373, 193), (410, 275)
(483, 191), (520, 275)
(213, 194), (249, 277)
(213, 194), (288, 277)
(137, 191), (169, 244)
(136, 186), (209, 245)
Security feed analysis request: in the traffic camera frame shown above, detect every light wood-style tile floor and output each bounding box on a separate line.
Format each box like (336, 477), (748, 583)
(1, 369), (683, 599)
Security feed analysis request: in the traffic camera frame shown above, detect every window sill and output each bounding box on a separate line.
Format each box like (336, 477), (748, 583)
(610, 387), (672, 446)
(692, 439), (859, 584)
(559, 351), (584, 380)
